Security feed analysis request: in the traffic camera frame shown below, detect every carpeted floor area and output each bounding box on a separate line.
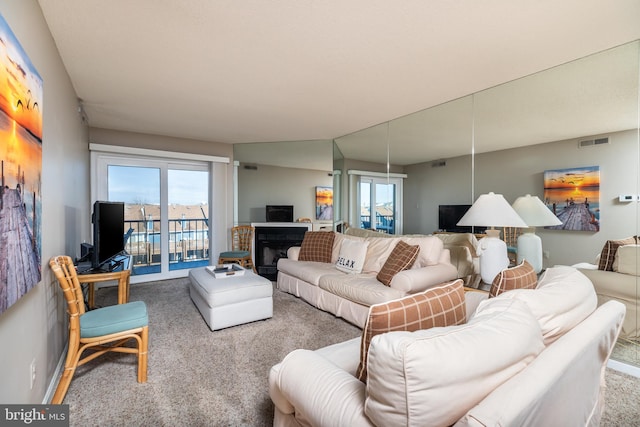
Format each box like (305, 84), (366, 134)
(59, 278), (640, 426)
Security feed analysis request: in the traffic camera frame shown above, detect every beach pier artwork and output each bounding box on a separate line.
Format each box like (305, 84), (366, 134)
(0, 13), (43, 316)
(543, 166), (600, 232)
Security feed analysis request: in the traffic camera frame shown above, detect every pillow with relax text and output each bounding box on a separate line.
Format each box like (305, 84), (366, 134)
(298, 231), (335, 263)
(356, 279), (465, 382)
(335, 238), (369, 274)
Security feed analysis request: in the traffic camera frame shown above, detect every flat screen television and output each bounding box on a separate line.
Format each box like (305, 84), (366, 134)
(438, 204), (486, 233)
(92, 201), (125, 268)
(265, 205), (294, 222)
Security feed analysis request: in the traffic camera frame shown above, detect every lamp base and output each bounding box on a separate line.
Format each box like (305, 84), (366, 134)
(517, 231), (543, 273)
(478, 231), (510, 283)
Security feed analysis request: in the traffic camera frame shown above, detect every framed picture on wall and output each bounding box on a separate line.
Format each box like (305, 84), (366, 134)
(543, 166), (600, 232)
(315, 186), (333, 220)
(0, 13), (43, 317)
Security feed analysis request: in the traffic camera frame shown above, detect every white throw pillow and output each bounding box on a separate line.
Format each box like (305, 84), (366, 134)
(615, 244), (640, 276)
(335, 238), (369, 274)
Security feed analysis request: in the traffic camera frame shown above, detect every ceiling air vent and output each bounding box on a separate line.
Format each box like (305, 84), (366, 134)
(431, 160), (446, 168)
(578, 137), (609, 148)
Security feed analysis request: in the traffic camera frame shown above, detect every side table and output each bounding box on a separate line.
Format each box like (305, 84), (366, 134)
(76, 255), (132, 309)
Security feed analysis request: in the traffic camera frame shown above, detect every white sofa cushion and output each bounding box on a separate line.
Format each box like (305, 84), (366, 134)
(336, 238), (369, 274)
(614, 244), (640, 276)
(364, 298), (544, 427)
(487, 265), (597, 345)
(319, 274), (405, 306)
(402, 235), (445, 268)
(277, 259), (342, 286)
(363, 237), (401, 273)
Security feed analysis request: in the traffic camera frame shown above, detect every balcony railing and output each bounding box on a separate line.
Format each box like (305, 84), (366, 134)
(124, 218), (209, 275)
(360, 214), (395, 234)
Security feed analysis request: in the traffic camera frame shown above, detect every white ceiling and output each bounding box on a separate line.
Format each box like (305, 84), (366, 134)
(38, 1), (640, 164)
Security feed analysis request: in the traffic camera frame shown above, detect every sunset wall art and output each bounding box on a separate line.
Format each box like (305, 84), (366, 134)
(543, 166), (599, 232)
(0, 13), (43, 316)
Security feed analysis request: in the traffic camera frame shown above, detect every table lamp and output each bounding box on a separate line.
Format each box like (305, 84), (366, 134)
(457, 192), (527, 283)
(511, 194), (562, 273)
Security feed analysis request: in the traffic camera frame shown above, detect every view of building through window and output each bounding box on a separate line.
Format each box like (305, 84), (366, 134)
(107, 165), (209, 275)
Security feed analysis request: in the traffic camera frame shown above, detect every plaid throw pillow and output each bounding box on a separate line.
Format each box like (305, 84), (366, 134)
(597, 236), (638, 271)
(298, 231), (335, 263)
(489, 260), (537, 298)
(376, 240), (420, 286)
(355, 280), (466, 382)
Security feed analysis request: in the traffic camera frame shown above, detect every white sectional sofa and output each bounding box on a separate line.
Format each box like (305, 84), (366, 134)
(269, 266), (626, 427)
(276, 231), (459, 327)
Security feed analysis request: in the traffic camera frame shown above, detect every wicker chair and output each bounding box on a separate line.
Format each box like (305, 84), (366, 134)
(49, 256), (149, 404)
(502, 227), (524, 265)
(218, 225), (255, 272)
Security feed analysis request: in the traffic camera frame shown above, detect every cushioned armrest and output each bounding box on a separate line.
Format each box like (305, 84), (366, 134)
(390, 263), (459, 293)
(269, 349), (373, 427)
(286, 246), (301, 261)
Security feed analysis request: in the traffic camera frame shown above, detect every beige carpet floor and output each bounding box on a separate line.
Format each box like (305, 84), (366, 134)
(58, 278), (640, 426)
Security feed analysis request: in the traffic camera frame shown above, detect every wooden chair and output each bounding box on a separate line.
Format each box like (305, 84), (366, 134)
(502, 227), (524, 265)
(218, 225), (255, 272)
(49, 256), (149, 404)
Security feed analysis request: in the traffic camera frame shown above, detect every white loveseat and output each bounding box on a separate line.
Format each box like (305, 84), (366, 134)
(269, 266), (625, 427)
(276, 231), (459, 327)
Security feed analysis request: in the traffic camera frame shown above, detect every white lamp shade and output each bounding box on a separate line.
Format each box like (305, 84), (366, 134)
(511, 194), (562, 227)
(457, 192), (527, 228)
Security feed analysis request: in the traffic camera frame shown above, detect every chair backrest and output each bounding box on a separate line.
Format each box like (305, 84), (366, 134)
(49, 255), (86, 320)
(502, 227), (524, 247)
(232, 225), (254, 253)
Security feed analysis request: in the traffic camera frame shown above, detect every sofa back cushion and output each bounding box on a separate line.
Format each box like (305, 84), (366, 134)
(614, 244), (640, 276)
(362, 237), (401, 273)
(364, 297), (544, 427)
(402, 236), (445, 268)
(376, 241), (420, 286)
(598, 236), (638, 271)
(335, 238), (369, 274)
(489, 260), (537, 297)
(487, 266), (597, 345)
(298, 231), (335, 263)
(356, 280), (465, 382)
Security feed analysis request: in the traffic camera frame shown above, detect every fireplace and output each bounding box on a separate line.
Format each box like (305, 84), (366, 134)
(253, 223), (311, 280)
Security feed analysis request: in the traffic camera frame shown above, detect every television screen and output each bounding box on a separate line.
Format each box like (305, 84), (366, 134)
(265, 205), (294, 222)
(92, 201), (125, 267)
(438, 204), (483, 233)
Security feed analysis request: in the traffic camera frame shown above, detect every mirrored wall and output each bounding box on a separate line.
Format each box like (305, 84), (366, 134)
(235, 40), (640, 368)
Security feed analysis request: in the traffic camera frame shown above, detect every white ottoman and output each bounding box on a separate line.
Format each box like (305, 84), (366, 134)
(188, 267), (273, 331)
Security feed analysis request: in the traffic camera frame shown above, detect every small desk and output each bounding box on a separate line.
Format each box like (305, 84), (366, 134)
(76, 255), (132, 309)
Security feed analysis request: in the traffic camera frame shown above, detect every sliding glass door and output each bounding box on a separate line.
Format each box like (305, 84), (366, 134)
(359, 176), (400, 234)
(95, 154), (210, 280)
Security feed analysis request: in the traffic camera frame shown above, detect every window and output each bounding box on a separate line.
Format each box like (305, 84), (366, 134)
(348, 170), (405, 235)
(91, 145), (229, 283)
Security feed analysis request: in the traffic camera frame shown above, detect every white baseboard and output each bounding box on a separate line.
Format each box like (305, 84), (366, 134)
(607, 358), (640, 378)
(43, 343), (67, 404)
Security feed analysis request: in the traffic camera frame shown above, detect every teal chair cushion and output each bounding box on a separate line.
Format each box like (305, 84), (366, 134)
(219, 250), (250, 258)
(80, 301), (148, 338)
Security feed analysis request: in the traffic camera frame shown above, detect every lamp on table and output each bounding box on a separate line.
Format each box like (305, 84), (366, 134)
(457, 192), (527, 284)
(511, 194), (562, 273)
